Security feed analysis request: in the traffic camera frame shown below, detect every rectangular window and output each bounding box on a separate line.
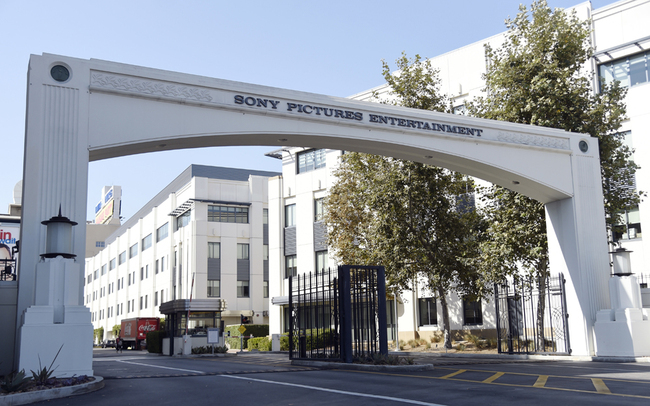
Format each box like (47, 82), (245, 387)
(156, 222), (169, 242)
(263, 208), (268, 224)
(599, 50), (649, 90)
(119, 251), (126, 265)
(237, 280), (249, 298)
(128, 274), (131, 286)
(237, 243), (249, 260)
(315, 250), (328, 273)
(146, 264), (149, 278)
(101, 264), (107, 275)
(297, 148), (326, 173)
(160, 290), (164, 304)
(263, 245), (269, 261)
(207, 280), (220, 297)
(176, 211), (191, 229)
(145, 295), (148, 309)
(263, 281), (269, 298)
(95, 241), (105, 248)
(94, 269), (98, 279)
(314, 198), (324, 222)
(418, 298), (437, 326)
(156, 259), (159, 274)
(208, 242), (220, 259)
(285, 255), (297, 278)
(140, 296), (143, 310)
(208, 205), (249, 223)
(142, 234), (152, 251)
(463, 299), (483, 325)
(109, 258), (116, 271)
(140, 267), (144, 281)
(161, 256), (165, 272)
(155, 291), (158, 306)
(614, 205), (642, 241)
(129, 243), (138, 259)
(285, 204), (296, 227)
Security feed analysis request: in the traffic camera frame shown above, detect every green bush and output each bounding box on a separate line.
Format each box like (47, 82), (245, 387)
(279, 329), (335, 352)
(247, 337), (272, 351)
(146, 330), (167, 353)
(225, 325), (269, 349)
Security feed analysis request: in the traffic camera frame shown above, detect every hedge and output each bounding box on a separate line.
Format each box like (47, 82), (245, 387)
(146, 330), (167, 353)
(225, 324), (269, 349)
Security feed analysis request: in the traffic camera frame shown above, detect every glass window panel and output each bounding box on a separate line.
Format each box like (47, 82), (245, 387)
(629, 54), (647, 86)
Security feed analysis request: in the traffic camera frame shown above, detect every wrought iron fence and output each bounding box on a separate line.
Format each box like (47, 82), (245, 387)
(289, 265), (387, 362)
(494, 273), (570, 354)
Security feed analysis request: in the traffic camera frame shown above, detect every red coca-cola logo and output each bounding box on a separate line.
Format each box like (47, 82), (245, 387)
(139, 324), (156, 332)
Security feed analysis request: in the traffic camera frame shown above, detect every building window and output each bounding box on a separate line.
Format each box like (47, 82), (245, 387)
(614, 205), (642, 241)
(155, 259), (159, 274)
(208, 242), (220, 259)
(297, 148), (326, 173)
(140, 267), (144, 281)
(237, 281), (249, 298)
(263, 208), (268, 224)
(418, 298), (437, 326)
(119, 251), (126, 265)
(263, 281), (269, 298)
(161, 256), (165, 272)
(140, 296), (143, 310)
(463, 299), (483, 325)
(129, 243), (138, 259)
(208, 205), (249, 223)
(95, 241), (105, 248)
(208, 280), (220, 297)
(176, 211), (191, 229)
(285, 204), (296, 227)
(315, 250), (328, 273)
(155, 291), (158, 306)
(237, 243), (249, 260)
(599, 51), (649, 90)
(263, 245), (269, 261)
(109, 258), (116, 271)
(314, 198), (325, 222)
(94, 269), (98, 279)
(142, 234), (152, 251)
(285, 255), (297, 278)
(101, 264), (107, 275)
(156, 222), (169, 242)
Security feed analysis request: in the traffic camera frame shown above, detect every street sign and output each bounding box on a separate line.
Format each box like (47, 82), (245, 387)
(238, 325), (246, 334)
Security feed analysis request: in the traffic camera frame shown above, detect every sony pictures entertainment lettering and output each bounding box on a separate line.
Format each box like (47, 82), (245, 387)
(234, 94), (483, 138)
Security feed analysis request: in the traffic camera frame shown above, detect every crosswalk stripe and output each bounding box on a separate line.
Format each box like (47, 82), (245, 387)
(483, 372), (504, 383)
(440, 369), (466, 379)
(591, 378), (611, 394)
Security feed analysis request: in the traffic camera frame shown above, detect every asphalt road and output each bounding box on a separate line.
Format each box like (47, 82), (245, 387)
(30, 349), (650, 406)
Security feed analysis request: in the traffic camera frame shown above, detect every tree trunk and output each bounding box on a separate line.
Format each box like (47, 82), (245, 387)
(437, 286), (452, 349)
(536, 262), (549, 351)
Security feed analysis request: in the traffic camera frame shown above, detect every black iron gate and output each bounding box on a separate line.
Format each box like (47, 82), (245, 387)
(289, 265), (387, 362)
(495, 273), (570, 354)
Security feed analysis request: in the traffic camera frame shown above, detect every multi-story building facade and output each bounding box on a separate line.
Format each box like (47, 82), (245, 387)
(268, 0), (650, 342)
(85, 164), (280, 342)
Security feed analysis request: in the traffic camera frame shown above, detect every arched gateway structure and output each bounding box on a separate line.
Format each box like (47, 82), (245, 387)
(17, 53), (610, 372)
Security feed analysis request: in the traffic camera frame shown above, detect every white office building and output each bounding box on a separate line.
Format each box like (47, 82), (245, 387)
(85, 164), (280, 342)
(268, 0), (650, 343)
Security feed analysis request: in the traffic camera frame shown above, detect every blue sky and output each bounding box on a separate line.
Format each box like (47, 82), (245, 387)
(0, 0), (612, 222)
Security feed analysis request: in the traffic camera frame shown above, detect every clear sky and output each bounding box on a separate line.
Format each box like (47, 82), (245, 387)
(0, 0), (612, 222)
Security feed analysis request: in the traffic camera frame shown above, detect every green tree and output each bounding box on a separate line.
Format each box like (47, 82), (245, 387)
(467, 0), (640, 348)
(326, 54), (486, 349)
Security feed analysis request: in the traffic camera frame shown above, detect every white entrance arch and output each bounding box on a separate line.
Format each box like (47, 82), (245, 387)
(16, 53), (610, 372)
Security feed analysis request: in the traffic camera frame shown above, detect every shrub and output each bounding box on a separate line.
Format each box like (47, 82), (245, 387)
(430, 333), (442, 343)
(464, 334), (484, 349)
(407, 339), (419, 348)
(146, 330), (167, 353)
(352, 354), (415, 365)
(225, 324), (269, 349)
(455, 343), (466, 351)
(247, 337), (272, 351)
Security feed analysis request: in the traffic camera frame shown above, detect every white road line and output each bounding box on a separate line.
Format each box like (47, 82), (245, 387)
(222, 375), (447, 406)
(117, 360), (205, 374)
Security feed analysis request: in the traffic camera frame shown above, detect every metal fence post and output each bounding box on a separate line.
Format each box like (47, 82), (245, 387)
(339, 266), (352, 363)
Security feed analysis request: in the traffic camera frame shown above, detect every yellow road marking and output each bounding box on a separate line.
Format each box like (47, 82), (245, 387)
(440, 369), (466, 379)
(534, 375), (548, 388)
(591, 378), (611, 394)
(483, 372), (504, 383)
(340, 369), (650, 399)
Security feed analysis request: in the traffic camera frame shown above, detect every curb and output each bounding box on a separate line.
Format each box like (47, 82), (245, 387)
(291, 360), (434, 372)
(392, 351), (650, 363)
(0, 376), (104, 406)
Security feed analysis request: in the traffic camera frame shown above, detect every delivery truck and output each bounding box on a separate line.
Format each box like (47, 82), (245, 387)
(120, 317), (159, 350)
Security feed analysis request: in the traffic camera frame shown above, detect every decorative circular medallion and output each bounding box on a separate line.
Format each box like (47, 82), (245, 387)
(51, 65), (70, 82)
(579, 140), (589, 153)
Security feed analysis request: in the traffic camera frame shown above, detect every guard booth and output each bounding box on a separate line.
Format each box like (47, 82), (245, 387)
(159, 299), (227, 355)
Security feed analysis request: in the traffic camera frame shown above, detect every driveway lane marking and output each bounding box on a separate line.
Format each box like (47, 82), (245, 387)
(483, 372), (504, 383)
(222, 375), (447, 406)
(534, 375), (548, 388)
(440, 369), (466, 379)
(117, 360), (205, 374)
(591, 378), (611, 394)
